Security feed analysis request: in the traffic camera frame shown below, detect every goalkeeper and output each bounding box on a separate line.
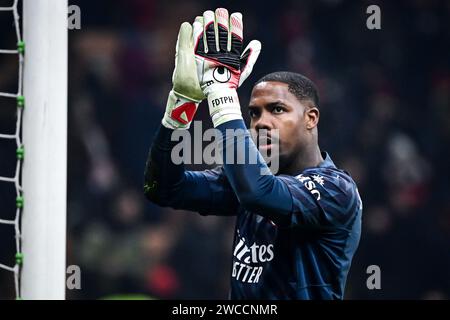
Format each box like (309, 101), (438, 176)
(144, 8), (362, 299)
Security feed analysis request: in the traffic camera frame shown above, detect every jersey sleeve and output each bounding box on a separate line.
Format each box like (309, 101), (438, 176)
(144, 125), (239, 216)
(183, 167), (240, 216)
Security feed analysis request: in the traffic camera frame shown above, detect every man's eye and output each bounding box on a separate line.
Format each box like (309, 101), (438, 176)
(273, 106), (284, 114)
(249, 110), (258, 118)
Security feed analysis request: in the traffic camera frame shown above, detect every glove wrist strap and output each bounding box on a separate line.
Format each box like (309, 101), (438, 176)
(162, 90), (199, 130)
(207, 89), (242, 127)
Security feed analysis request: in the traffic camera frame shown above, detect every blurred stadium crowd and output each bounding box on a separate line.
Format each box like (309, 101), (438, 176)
(0, 0), (449, 299)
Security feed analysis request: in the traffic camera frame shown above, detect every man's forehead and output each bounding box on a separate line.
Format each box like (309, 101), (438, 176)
(250, 81), (295, 104)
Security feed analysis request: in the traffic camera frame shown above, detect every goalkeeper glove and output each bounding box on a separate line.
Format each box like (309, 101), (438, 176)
(193, 8), (261, 127)
(162, 22), (205, 130)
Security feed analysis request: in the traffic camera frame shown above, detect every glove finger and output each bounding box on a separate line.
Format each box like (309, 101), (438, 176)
(193, 16), (204, 53)
(178, 22), (193, 51)
(215, 8), (229, 52)
(239, 40), (261, 87)
(173, 23), (184, 83)
(230, 12), (243, 57)
(203, 10), (217, 53)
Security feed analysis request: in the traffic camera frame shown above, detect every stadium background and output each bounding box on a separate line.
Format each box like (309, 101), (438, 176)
(0, 0), (449, 299)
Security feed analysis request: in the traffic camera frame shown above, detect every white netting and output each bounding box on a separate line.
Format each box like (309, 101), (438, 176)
(0, 0), (24, 299)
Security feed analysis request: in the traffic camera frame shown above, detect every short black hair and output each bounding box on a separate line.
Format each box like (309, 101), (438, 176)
(254, 71), (319, 108)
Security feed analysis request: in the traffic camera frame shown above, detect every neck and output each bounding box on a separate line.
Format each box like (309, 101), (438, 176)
(279, 144), (323, 176)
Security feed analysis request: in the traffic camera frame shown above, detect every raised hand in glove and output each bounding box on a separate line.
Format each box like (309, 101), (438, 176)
(193, 8), (261, 127)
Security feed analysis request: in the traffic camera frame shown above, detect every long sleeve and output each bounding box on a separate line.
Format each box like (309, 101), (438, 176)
(216, 119), (293, 225)
(144, 124), (239, 216)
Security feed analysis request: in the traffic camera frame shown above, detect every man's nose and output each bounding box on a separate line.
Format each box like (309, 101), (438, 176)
(254, 111), (273, 131)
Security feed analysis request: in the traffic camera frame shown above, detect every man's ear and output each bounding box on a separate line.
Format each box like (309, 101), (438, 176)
(305, 106), (320, 130)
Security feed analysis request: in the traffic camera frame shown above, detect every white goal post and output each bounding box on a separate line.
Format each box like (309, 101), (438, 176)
(21, 0), (68, 300)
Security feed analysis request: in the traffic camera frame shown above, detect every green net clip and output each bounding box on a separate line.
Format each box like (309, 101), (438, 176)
(144, 181), (157, 194)
(17, 41), (25, 54)
(15, 253), (24, 266)
(17, 95), (25, 108)
(16, 146), (24, 160)
(16, 196), (24, 209)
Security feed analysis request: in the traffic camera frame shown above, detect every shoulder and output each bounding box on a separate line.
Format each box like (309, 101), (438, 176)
(280, 167), (357, 198)
(278, 167), (362, 225)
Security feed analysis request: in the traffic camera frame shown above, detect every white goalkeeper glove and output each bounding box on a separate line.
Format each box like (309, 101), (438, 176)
(162, 22), (206, 130)
(193, 8), (261, 127)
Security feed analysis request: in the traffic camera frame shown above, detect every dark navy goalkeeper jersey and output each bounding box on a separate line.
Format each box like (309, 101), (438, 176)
(144, 120), (362, 300)
(228, 158), (362, 299)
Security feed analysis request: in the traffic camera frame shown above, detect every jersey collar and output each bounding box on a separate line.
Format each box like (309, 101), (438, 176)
(318, 151), (336, 169)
